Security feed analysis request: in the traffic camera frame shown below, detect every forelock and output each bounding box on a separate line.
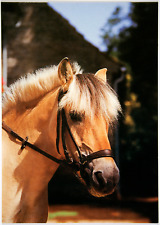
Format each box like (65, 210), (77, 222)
(59, 73), (121, 123)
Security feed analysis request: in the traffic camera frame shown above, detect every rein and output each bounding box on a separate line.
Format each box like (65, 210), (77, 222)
(2, 90), (113, 171)
(2, 121), (63, 165)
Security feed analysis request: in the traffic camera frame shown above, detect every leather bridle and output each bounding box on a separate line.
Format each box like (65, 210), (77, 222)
(2, 90), (113, 172)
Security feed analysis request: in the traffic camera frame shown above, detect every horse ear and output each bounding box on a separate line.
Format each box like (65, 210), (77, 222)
(95, 68), (107, 83)
(58, 57), (73, 90)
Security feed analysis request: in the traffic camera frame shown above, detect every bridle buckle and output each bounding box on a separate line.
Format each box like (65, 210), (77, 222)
(21, 136), (29, 150)
(80, 155), (88, 165)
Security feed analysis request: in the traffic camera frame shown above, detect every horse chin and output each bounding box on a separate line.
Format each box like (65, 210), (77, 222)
(87, 186), (116, 198)
(79, 176), (116, 198)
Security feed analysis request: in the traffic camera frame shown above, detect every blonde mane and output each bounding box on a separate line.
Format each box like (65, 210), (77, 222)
(2, 62), (82, 115)
(2, 62), (121, 123)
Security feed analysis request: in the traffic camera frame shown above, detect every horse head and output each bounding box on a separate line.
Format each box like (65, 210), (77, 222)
(57, 58), (121, 197)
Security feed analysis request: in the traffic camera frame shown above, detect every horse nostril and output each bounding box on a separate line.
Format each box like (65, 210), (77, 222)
(93, 171), (118, 195)
(93, 171), (107, 187)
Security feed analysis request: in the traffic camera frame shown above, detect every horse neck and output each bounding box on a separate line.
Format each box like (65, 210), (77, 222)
(2, 87), (61, 199)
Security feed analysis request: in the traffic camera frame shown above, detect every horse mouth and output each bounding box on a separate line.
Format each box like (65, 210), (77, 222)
(88, 181), (117, 197)
(86, 178), (117, 197)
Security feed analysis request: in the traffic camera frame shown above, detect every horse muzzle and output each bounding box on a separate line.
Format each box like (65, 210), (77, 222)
(80, 158), (119, 197)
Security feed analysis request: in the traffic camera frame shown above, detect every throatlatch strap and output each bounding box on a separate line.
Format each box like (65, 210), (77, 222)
(2, 122), (63, 165)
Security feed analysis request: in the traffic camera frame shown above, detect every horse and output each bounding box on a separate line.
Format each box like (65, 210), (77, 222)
(2, 57), (121, 223)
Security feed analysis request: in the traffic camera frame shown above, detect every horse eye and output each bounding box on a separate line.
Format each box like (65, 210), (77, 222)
(69, 111), (83, 122)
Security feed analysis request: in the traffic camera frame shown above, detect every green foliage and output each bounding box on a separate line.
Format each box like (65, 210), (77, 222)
(102, 7), (129, 55)
(102, 7), (120, 54)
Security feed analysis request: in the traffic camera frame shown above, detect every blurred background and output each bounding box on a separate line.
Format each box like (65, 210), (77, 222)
(2, 1), (158, 223)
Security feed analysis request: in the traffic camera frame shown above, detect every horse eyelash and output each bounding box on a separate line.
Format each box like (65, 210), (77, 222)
(69, 111), (84, 122)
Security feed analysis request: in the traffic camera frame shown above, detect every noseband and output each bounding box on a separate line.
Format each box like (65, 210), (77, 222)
(2, 90), (113, 171)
